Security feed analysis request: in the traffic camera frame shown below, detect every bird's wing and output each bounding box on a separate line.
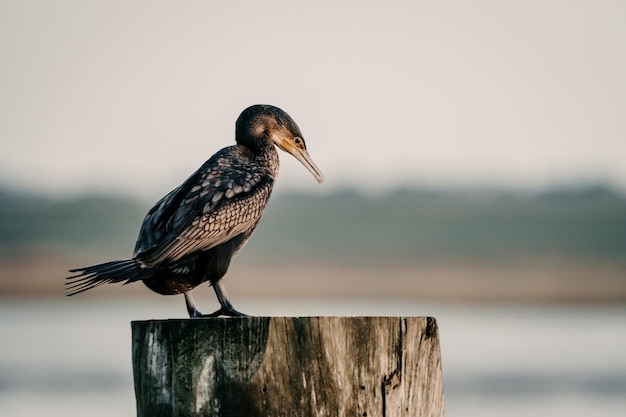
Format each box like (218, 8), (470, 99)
(133, 146), (275, 266)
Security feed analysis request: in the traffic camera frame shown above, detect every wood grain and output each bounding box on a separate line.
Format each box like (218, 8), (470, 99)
(132, 317), (444, 417)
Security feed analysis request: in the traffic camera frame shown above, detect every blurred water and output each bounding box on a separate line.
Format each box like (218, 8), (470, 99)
(0, 296), (624, 417)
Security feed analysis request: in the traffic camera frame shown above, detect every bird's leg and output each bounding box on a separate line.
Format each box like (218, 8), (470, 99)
(202, 279), (248, 317)
(184, 291), (202, 318)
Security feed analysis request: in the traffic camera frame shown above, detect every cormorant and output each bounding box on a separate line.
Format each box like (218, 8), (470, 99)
(66, 104), (323, 317)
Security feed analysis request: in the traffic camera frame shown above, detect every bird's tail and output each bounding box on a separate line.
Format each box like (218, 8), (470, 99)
(66, 259), (155, 296)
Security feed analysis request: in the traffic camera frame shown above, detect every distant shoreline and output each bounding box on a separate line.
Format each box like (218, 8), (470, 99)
(2, 250), (624, 304)
(2, 185), (625, 303)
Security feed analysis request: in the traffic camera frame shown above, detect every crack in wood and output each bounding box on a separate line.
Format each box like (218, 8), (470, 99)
(132, 317), (444, 417)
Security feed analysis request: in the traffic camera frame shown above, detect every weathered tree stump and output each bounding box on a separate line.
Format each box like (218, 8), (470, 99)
(131, 317), (444, 417)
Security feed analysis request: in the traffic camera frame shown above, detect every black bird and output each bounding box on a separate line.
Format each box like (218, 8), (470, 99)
(66, 104), (323, 317)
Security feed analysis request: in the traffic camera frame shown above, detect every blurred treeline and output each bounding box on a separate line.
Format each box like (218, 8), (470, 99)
(2, 184), (626, 262)
(1, 185), (625, 299)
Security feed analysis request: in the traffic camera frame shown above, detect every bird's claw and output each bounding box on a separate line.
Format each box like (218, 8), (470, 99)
(198, 306), (248, 318)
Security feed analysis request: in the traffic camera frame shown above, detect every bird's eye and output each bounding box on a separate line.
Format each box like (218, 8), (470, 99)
(294, 137), (302, 145)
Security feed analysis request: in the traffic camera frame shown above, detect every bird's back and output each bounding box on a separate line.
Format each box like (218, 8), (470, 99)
(133, 144), (279, 268)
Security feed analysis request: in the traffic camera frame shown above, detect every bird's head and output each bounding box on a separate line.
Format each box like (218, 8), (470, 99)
(236, 104), (324, 184)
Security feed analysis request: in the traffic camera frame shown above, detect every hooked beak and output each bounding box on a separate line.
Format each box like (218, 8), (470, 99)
(273, 136), (324, 183)
(289, 146), (324, 184)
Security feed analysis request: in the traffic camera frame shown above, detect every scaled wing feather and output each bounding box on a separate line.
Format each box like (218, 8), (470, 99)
(133, 147), (274, 266)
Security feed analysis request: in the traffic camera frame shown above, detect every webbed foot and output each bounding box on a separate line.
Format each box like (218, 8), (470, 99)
(201, 306), (248, 318)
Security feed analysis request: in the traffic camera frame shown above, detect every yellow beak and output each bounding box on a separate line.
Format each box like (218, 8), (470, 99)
(274, 136), (324, 184)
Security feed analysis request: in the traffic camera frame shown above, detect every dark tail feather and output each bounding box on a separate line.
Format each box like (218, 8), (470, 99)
(66, 259), (155, 296)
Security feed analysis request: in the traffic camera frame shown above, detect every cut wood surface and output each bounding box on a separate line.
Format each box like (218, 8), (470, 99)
(132, 316), (444, 417)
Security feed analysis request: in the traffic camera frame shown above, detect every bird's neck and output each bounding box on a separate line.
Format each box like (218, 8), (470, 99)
(243, 141), (279, 181)
(259, 143), (280, 181)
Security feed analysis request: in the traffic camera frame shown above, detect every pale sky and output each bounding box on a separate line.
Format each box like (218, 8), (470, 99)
(1, 0), (625, 198)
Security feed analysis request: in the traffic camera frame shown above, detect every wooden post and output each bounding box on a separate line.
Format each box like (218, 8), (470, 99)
(131, 317), (444, 417)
